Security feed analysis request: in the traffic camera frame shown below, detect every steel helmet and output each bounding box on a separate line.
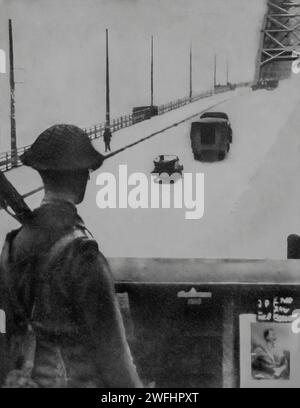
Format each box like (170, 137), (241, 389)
(20, 124), (104, 171)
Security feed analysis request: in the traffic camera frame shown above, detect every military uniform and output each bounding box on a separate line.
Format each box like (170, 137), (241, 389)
(0, 125), (143, 388)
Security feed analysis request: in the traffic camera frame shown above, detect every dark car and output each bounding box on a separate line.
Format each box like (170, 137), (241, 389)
(265, 79), (279, 90)
(132, 106), (158, 124)
(251, 79), (279, 91)
(190, 117), (232, 161)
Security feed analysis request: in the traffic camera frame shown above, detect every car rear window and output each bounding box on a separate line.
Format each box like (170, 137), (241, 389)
(201, 112), (228, 120)
(201, 125), (215, 144)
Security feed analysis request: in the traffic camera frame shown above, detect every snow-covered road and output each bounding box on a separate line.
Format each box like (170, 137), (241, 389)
(2, 77), (300, 260)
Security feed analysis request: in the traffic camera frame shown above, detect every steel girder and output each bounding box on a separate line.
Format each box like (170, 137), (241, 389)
(255, 1), (300, 81)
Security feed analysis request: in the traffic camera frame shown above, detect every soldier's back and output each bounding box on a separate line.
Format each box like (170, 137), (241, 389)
(1, 200), (111, 387)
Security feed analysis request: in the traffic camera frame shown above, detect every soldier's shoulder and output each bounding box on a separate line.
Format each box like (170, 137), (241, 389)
(64, 232), (107, 265)
(1, 228), (22, 257)
(68, 233), (100, 255)
(67, 234), (112, 280)
(4, 228), (22, 243)
(0, 228), (22, 292)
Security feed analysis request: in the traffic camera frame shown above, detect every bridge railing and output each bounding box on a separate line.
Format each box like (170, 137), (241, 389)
(83, 106), (154, 140)
(83, 90), (216, 140)
(0, 144), (31, 172)
(158, 90), (214, 114)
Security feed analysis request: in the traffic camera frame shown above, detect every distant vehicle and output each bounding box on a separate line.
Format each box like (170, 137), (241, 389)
(251, 79), (279, 91)
(265, 79), (279, 90)
(190, 117), (232, 161)
(214, 83), (236, 93)
(152, 155), (184, 182)
(132, 106), (158, 124)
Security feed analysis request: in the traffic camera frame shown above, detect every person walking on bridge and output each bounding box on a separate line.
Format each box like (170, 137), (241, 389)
(0, 124), (143, 388)
(103, 126), (112, 152)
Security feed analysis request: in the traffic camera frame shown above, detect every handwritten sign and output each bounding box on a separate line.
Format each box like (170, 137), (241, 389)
(257, 296), (294, 323)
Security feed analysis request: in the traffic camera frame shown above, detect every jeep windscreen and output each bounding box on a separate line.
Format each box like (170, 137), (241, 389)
(200, 124), (216, 145)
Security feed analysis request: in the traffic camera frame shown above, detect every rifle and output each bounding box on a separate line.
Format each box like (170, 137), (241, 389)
(0, 171), (33, 224)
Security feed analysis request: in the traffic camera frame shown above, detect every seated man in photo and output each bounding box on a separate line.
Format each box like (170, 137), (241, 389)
(251, 328), (289, 380)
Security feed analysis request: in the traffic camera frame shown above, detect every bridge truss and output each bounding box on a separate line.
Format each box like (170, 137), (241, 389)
(255, 0), (300, 82)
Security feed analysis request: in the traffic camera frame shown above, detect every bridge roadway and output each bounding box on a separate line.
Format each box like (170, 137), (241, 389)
(1, 76), (300, 260)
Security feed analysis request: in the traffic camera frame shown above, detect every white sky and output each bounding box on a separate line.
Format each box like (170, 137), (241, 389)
(0, 0), (266, 150)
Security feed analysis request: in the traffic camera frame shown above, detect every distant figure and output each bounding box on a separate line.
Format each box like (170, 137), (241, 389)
(103, 127), (112, 152)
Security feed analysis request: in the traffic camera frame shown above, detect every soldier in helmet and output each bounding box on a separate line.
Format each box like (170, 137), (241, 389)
(0, 124), (143, 388)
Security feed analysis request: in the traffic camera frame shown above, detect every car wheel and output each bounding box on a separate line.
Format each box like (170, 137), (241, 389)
(219, 151), (225, 160)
